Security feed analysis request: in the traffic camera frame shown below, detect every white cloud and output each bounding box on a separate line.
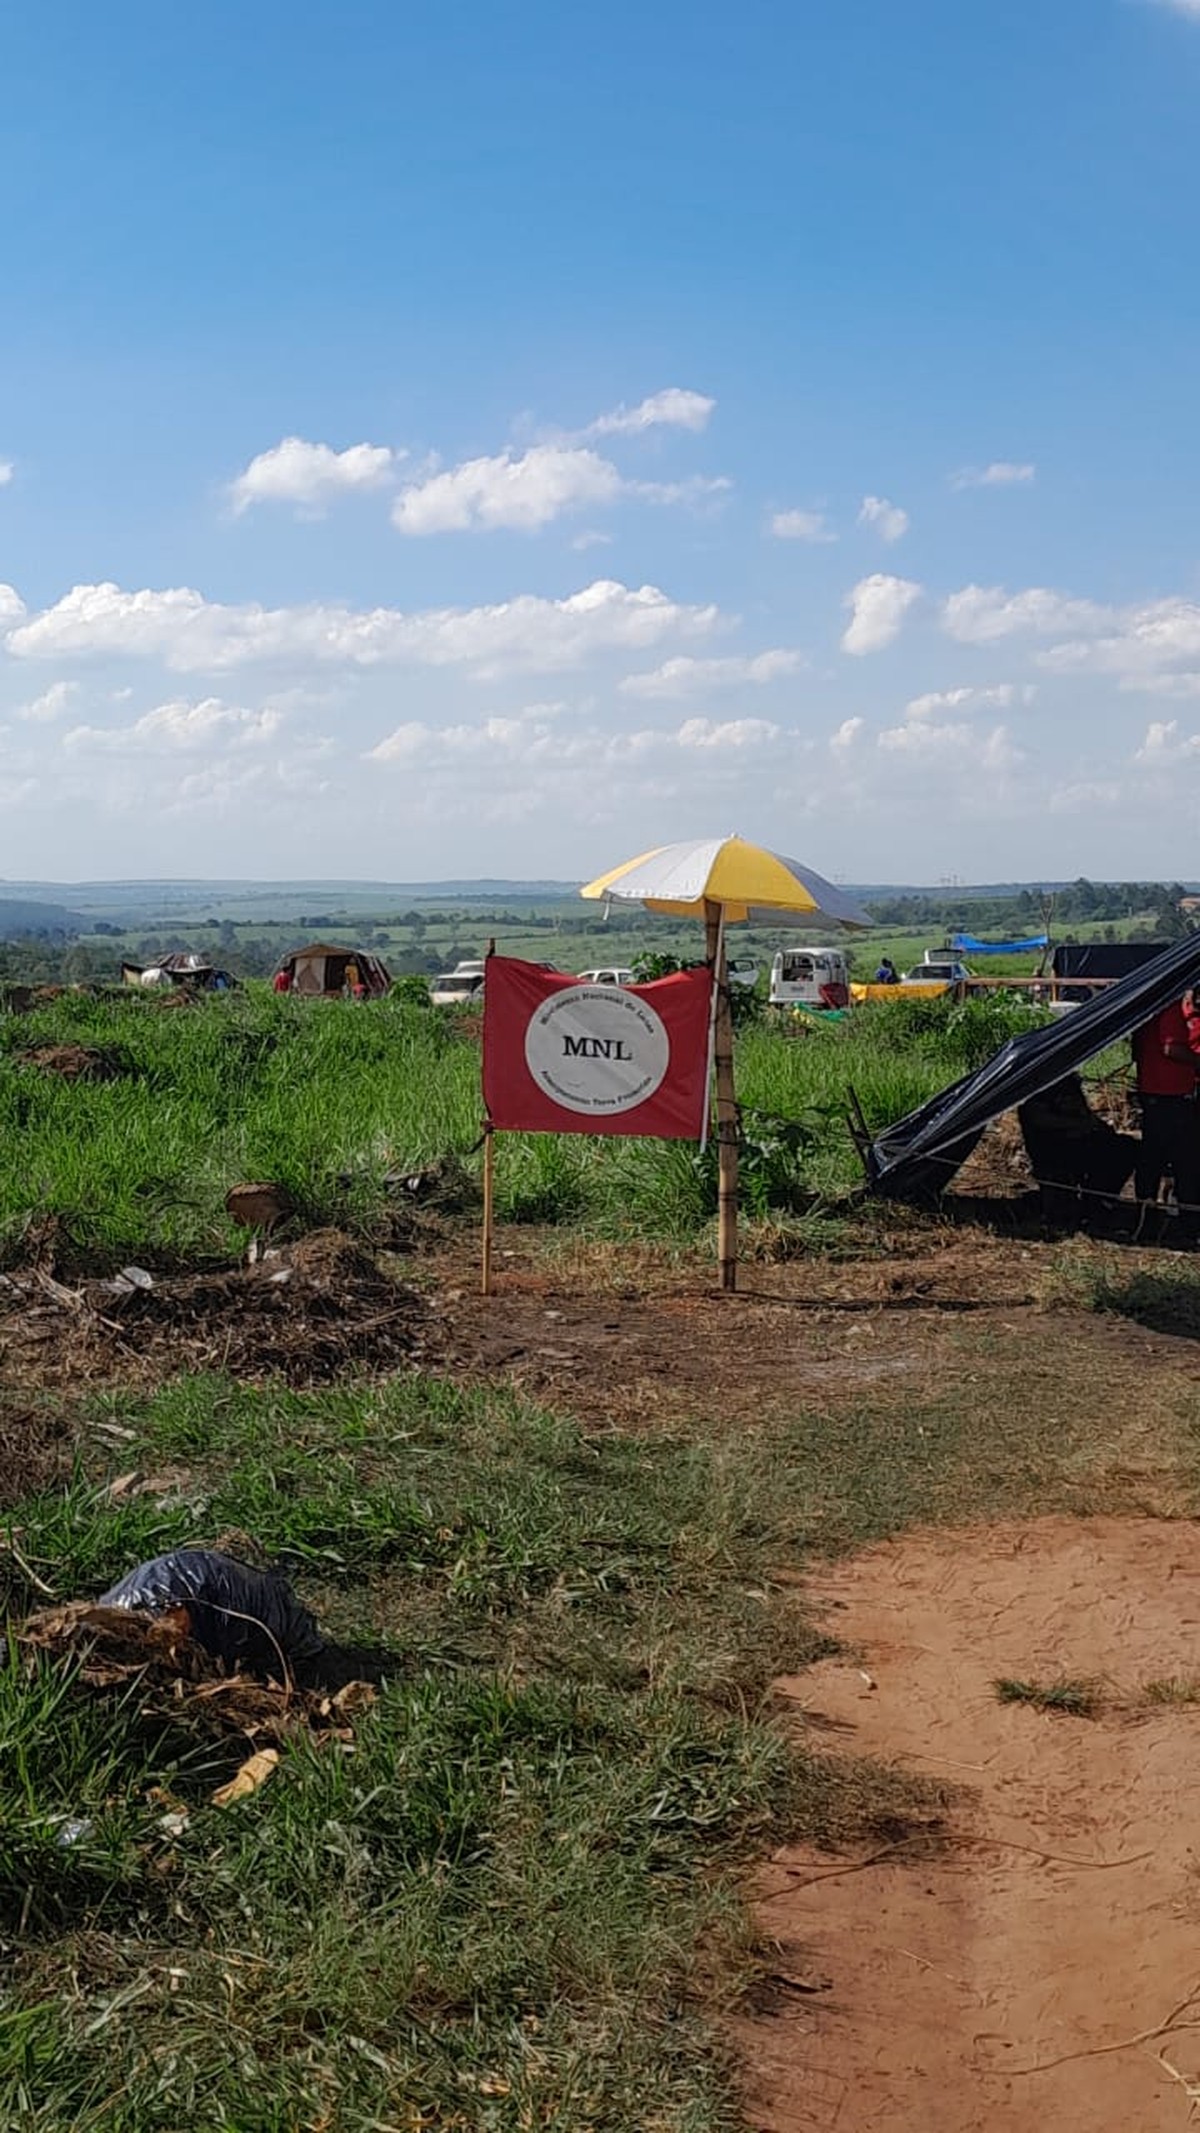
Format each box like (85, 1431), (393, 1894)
(229, 437), (400, 516)
(940, 583), (1200, 691)
(1047, 777), (1124, 817)
(904, 682), (1032, 721)
(858, 495), (909, 543)
(878, 681), (1032, 763)
(1151, 1), (1200, 16)
(367, 705), (779, 770)
(950, 462), (1037, 490)
(63, 697), (286, 754)
(771, 508), (837, 544)
(390, 443), (727, 535)
(619, 649), (802, 699)
(17, 681), (78, 724)
(0, 462), (13, 488)
(841, 574), (922, 656)
(392, 445), (622, 534)
(583, 388), (715, 438)
(3, 577), (724, 676)
(571, 529), (613, 552)
(1135, 719), (1200, 764)
(830, 716), (864, 750)
(941, 584), (1108, 644)
(0, 586), (26, 627)
(1038, 598), (1200, 683)
(879, 719), (1023, 772)
(674, 716), (780, 749)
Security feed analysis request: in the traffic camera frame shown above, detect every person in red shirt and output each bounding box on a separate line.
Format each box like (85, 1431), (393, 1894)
(1133, 996), (1200, 1233)
(272, 968), (292, 994)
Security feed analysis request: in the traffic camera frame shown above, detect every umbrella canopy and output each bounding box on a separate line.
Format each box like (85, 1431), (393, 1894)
(580, 836), (872, 929)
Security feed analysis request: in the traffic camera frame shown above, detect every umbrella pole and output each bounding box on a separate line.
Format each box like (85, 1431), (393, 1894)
(705, 900), (738, 1291)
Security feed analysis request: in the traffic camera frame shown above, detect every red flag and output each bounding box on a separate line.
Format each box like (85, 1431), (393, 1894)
(483, 956), (711, 1140)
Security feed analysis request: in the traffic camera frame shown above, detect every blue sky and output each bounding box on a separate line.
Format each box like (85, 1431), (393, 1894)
(4, 0), (1200, 883)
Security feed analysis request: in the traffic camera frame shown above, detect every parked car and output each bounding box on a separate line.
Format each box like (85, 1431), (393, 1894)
(900, 953), (974, 988)
(576, 966), (635, 987)
(429, 969), (484, 1005)
(430, 956), (557, 1005)
(769, 948), (850, 1010)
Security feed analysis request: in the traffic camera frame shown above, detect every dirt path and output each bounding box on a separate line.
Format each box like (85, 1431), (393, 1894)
(735, 1517), (1200, 2131)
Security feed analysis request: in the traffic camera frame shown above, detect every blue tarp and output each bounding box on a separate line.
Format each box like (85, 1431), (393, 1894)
(949, 932), (1049, 956)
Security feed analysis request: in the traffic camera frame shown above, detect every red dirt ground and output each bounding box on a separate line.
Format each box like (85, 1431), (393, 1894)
(734, 1517), (1200, 2132)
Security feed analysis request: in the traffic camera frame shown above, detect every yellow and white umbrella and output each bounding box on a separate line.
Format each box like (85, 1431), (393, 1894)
(580, 836), (871, 1289)
(581, 835), (871, 930)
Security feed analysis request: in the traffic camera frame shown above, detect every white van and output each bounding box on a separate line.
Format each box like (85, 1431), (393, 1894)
(769, 947), (851, 1011)
(576, 966), (635, 987)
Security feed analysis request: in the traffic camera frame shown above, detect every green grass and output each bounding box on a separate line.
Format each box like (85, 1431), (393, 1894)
(5, 1289), (1198, 2128)
(1, 1371), (948, 2133)
(994, 1675), (1102, 1717)
(1038, 1248), (1200, 1338)
(0, 986), (1048, 1268)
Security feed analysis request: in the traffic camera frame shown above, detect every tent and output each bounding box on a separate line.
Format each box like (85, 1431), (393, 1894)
(122, 952), (234, 993)
(274, 943), (391, 998)
(865, 932), (1200, 1201)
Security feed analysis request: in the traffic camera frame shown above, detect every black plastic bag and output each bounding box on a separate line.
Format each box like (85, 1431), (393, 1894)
(99, 1549), (325, 1675)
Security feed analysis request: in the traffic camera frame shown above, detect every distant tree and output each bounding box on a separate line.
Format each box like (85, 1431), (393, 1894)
(62, 944), (98, 984)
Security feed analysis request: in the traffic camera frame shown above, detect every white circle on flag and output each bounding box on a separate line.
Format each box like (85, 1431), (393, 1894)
(524, 984), (671, 1116)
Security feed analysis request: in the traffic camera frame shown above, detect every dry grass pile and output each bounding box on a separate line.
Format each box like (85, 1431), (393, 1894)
(17, 1603), (375, 1746)
(17, 1043), (129, 1083)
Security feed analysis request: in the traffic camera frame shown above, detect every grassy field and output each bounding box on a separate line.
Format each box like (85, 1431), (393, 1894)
(0, 986), (1054, 1269)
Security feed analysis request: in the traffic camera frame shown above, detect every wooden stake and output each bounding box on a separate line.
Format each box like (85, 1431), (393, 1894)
(706, 899), (738, 1292)
(846, 1083), (872, 1179)
(481, 1124), (495, 1296)
(481, 936), (497, 1297)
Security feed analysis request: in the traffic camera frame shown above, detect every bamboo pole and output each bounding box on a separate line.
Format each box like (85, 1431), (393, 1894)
(705, 898), (738, 1292)
(481, 1125), (495, 1296)
(481, 936), (497, 1297)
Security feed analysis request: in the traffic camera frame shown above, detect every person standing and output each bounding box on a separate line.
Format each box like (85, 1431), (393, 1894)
(1133, 997), (1200, 1235)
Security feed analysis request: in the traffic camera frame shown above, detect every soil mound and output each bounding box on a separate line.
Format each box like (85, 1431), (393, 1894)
(17, 1043), (128, 1082)
(0, 1229), (429, 1391)
(735, 1516), (1200, 2132)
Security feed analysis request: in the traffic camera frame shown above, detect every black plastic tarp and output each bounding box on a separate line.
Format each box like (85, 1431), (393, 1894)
(1051, 942), (1171, 982)
(866, 932), (1200, 1201)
